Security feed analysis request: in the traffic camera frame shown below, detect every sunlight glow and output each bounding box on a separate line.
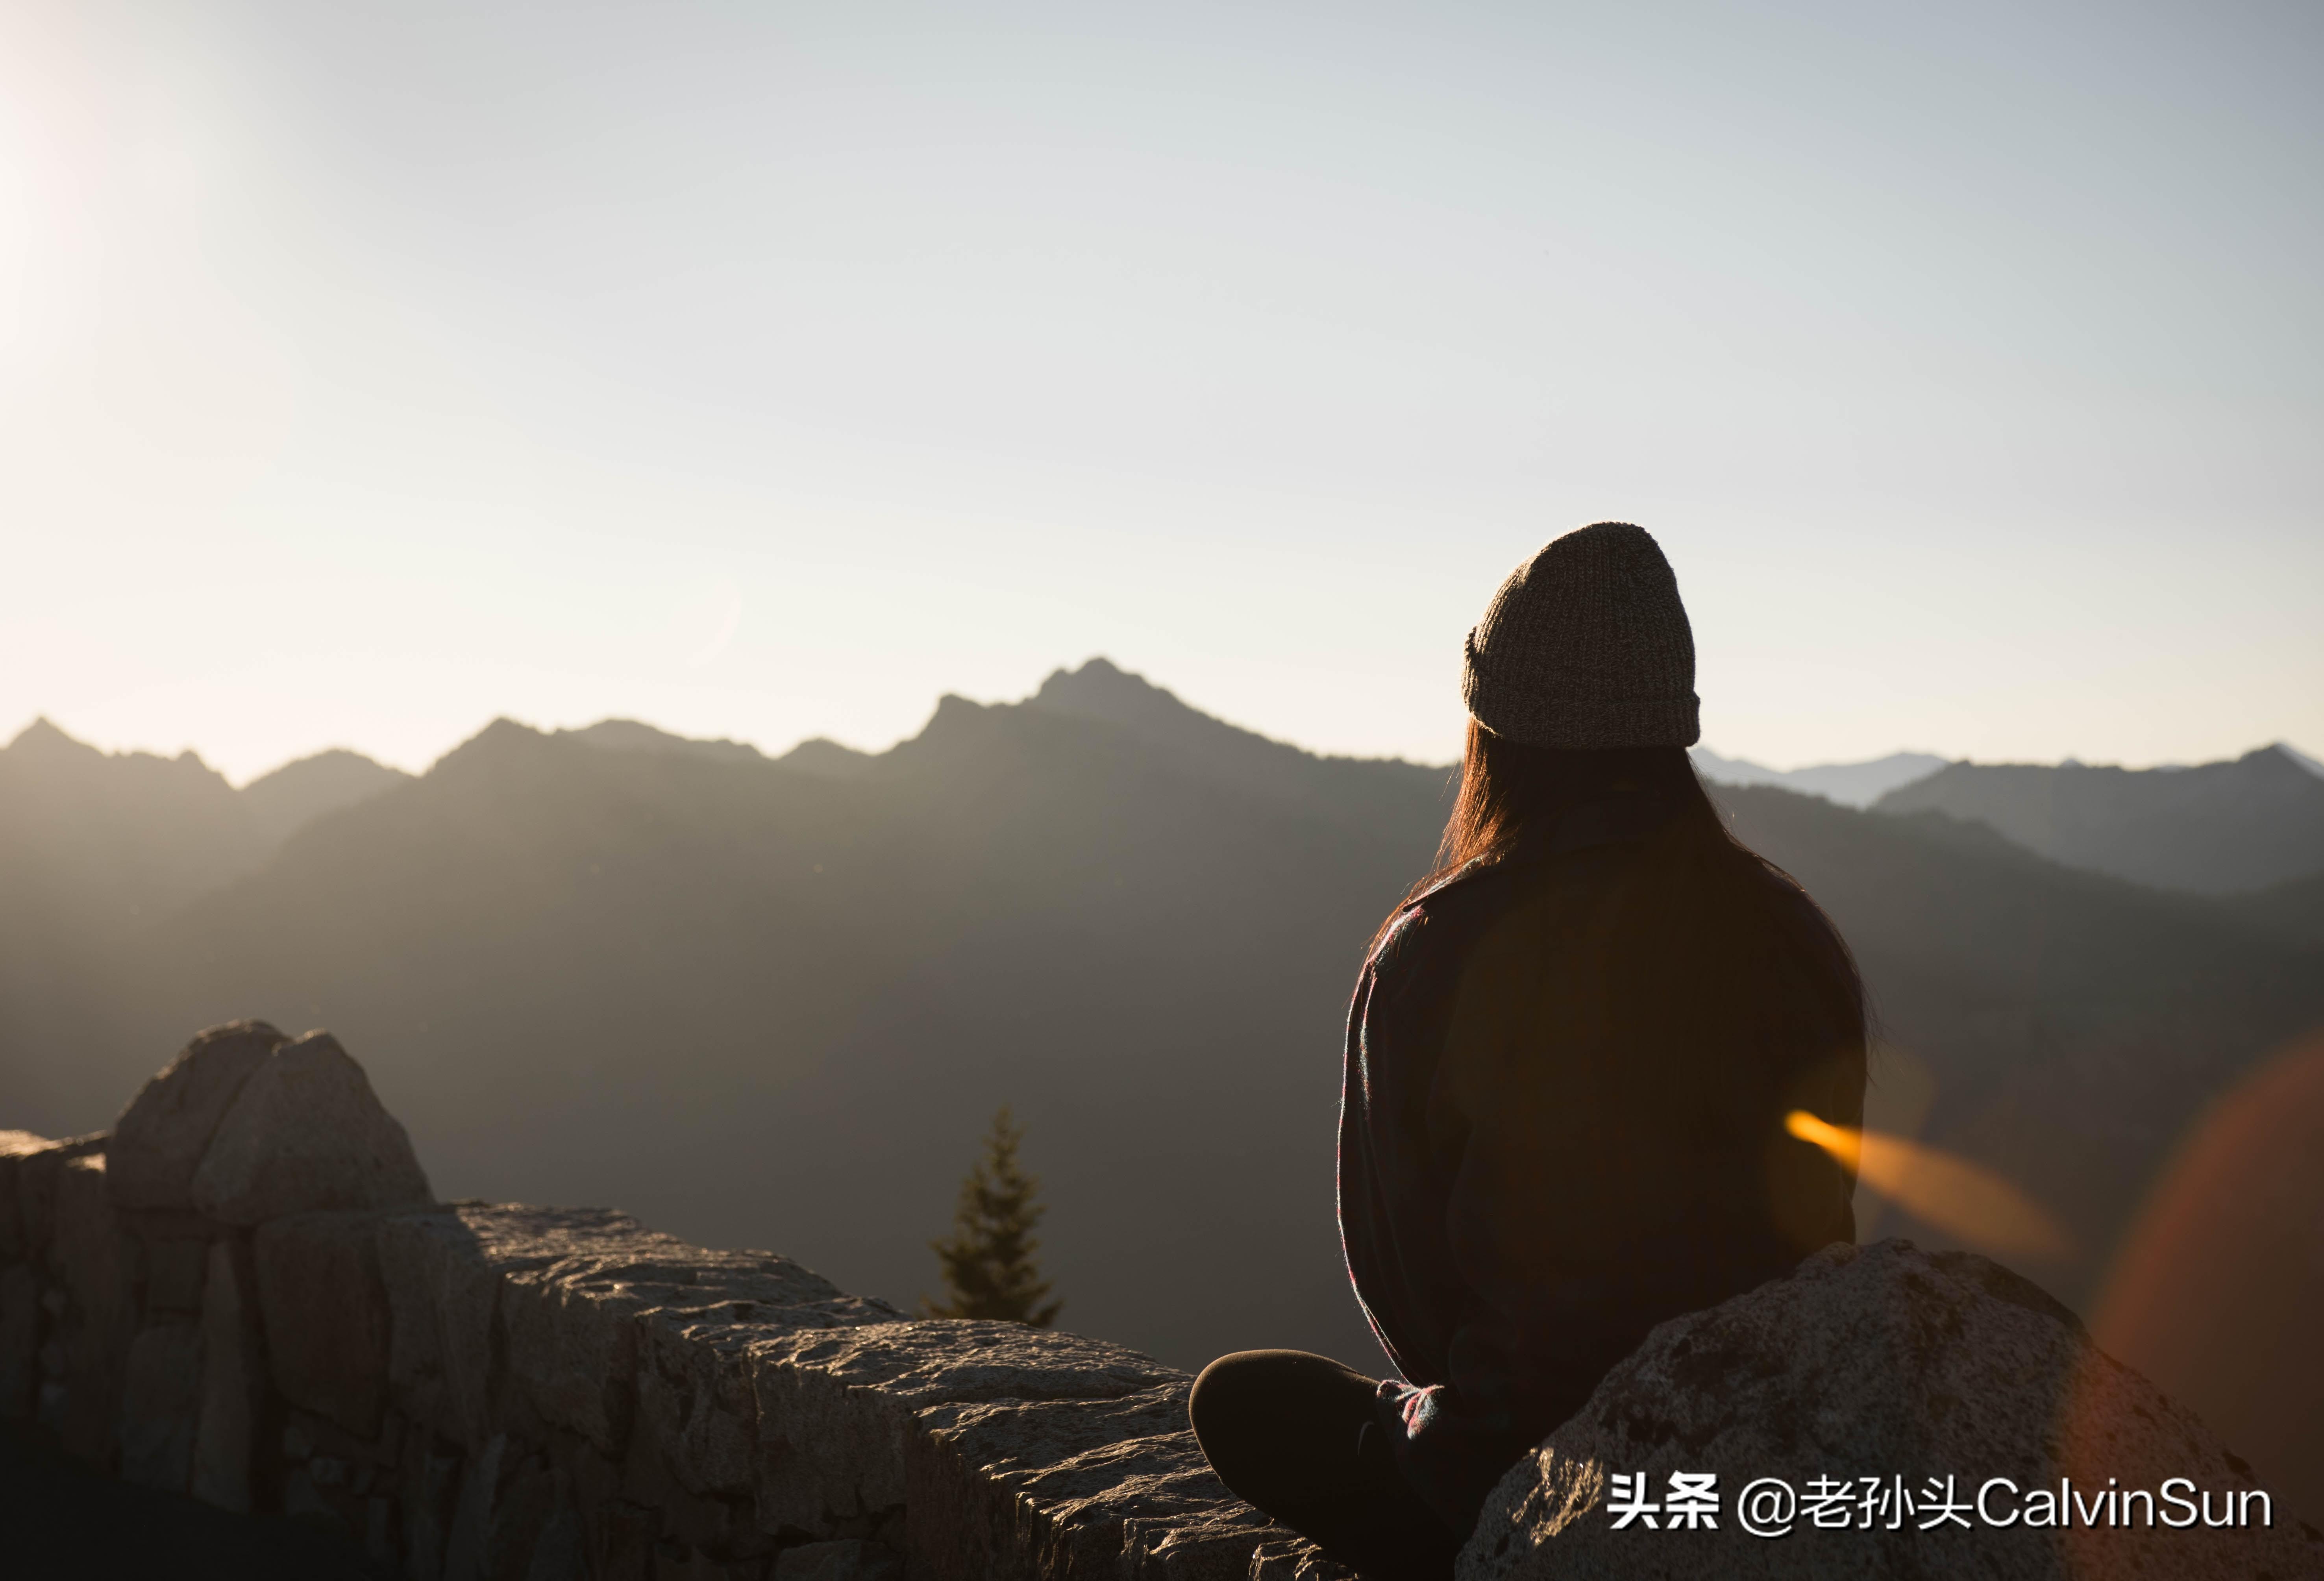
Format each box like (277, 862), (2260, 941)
(1787, 1109), (2072, 1261)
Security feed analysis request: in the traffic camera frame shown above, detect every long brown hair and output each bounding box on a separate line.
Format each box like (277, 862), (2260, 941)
(1385, 721), (1870, 1259)
(1378, 720), (1867, 1077)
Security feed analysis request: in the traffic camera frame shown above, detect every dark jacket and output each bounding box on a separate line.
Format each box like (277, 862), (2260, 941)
(1337, 796), (1864, 1531)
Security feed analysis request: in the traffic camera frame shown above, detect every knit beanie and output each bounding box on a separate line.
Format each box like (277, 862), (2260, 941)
(1461, 521), (1701, 748)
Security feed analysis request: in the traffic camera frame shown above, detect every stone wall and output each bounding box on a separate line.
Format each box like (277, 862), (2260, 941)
(13, 1020), (2315, 1581)
(1, 1023), (1346, 1581)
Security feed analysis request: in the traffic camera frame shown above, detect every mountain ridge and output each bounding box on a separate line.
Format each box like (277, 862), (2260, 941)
(5, 664), (2320, 1383)
(1877, 745), (2324, 894)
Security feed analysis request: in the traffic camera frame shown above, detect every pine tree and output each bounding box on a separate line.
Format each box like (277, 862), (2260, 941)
(922, 1105), (1062, 1327)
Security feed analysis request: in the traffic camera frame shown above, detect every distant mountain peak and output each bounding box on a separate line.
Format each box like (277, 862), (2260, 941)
(1032, 657), (1206, 730)
(774, 737), (873, 779)
(5, 716), (98, 760)
(2280, 743), (2324, 780)
(240, 748), (412, 845)
(1022, 656), (1449, 826)
(563, 719), (765, 764)
(1, 716), (220, 779)
(1692, 748), (1948, 809)
(1031, 657), (1359, 764)
(1876, 746), (2324, 894)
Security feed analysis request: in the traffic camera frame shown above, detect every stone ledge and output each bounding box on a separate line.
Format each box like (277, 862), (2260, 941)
(4, 1045), (1340, 1581)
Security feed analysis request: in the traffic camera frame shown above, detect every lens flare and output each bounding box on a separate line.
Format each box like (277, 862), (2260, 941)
(1786, 1110), (2071, 1260)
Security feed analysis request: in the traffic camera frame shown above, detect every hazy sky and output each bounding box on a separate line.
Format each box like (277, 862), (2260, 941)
(4, 0), (2318, 781)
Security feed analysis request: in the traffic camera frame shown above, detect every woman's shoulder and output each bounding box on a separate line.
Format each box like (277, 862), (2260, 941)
(1367, 855), (1527, 984)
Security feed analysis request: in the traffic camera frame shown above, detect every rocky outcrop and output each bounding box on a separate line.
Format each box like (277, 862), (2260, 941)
(0, 1025), (1347, 1580)
(190, 1029), (434, 1224)
(1460, 1240), (2324, 1579)
(107, 1020), (287, 1213)
(10, 1027), (2311, 1580)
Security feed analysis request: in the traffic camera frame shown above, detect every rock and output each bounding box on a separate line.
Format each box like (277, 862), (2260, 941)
(192, 1239), (264, 1511)
(0, 1129), (58, 1261)
(748, 1320), (1181, 1539)
(188, 1030), (433, 1226)
(495, 1214), (794, 1459)
(107, 1021), (287, 1213)
(52, 1154), (126, 1325)
(443, 1430), (505, 1581)
(511, 1466), (584, 1580)
(400, 1427), (464, 1579)
(381, 1203), (675, 1448)
(119, 1321), (204, 1490)
(377, 1200), (891, 1457)
(908, 1385), (1301, 1581)
(1460, 1240), (2324, 1581)
(379, 1205), (513, 1447)
(10, 1132), (107, 1266)
(627, 1275), (894, 1502)
(54, 1153), (132, 1465)
(1247, 1540), (1360, 1581)
(0, 1263), (37, 1419)
(143, 1236), (208, 1316)
(773, 1538), (905, 1581)
(633, 1307), (768, 1500)
(253, 1210), (393, 1437)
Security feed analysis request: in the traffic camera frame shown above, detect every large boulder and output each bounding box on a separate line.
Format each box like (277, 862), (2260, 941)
(1459, 1240), (2324, 1580)
(193, 1239), (265, 1512)
(189, 1031), (433, 1225)
(107, 1021), (287, 1213)
(252, 1210), (394, 1438)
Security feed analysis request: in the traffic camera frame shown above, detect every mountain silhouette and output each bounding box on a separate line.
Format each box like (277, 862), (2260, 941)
(241, 749), (415, 846)
(564, 718), (770, 765)
(4, 668), (2321, 1379)
(1691, 747), (1947, 808)
(1876, 746), (2324, 894)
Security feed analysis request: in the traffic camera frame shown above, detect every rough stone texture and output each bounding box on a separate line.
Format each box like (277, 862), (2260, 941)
(379, 1203), (513, 1448)
(120, 1320), (205, 1490)
(18, 1033), (2309, 1581)
(107, 1020), (287, 1213)
(908, 1386), (1330, 1581)
(253, 1209), (394, 1437)
(12, 1131), (107, 1266)
(1246, 1542), (1365, 1581)
(192, 1238), (263, 1511)
(1460, 1240), (2324, 1581)
(190, 1030), (434, 1226)
(499, 1208), (887, 1465)
(748, 1320), (1181, 1540)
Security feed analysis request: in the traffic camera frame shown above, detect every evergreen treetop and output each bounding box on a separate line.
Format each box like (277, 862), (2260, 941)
(922, 1105), (1062, 1327)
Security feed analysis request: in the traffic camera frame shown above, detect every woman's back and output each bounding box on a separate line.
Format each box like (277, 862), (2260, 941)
(1341, 769), (1865, 1525)
(1190, 522), (1868, 1577)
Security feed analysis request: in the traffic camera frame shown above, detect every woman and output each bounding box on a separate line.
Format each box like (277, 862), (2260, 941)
(1188, 522), (1867, 1577)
